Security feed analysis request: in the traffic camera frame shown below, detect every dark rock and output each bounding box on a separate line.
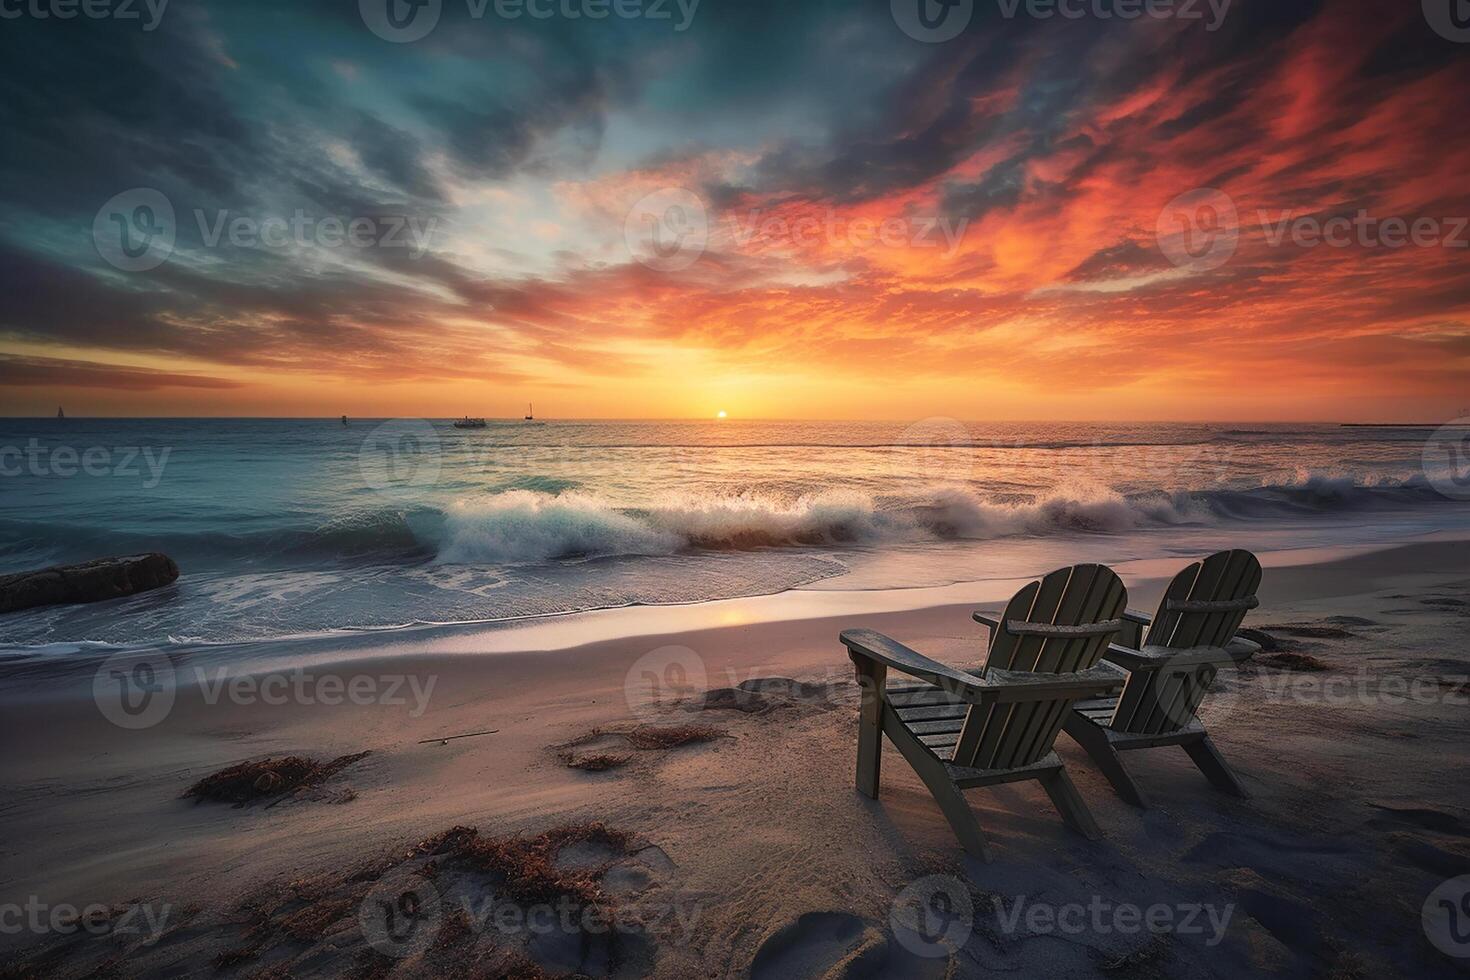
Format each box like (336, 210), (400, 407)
(0, 553), (179, 613)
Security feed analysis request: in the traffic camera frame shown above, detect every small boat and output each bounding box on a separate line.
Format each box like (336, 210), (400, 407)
(453, 417), (488, 429)
(57, 406), (64, 419)
(524, 402), (534, 421)
(341, 415), (349, 426)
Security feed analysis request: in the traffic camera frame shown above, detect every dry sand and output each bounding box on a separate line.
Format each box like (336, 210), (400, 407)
(1, 539), (1468, 978)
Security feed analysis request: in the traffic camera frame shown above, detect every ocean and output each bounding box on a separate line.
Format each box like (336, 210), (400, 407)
(2, 418), (1467, 656)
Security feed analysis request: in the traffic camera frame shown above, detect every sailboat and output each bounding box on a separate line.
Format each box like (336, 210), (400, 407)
(524, 402), (534, 421)
(57, 406), (64, 419)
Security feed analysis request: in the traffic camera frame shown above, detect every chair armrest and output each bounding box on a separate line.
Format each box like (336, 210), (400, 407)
(1122, 608), (1153, 626)
(972, 611), (1000, 633)
(841, 629), (988, 699)
(980, 662), (1128, 703)
(1102, 637), (1259, 670)
(842, 629), (1127, 704)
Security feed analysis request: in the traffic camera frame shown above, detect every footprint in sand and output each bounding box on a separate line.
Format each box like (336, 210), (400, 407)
(749, 911), (954, 980)
(554, 725), (728, 772)
(1366, 803), (1470, 837)
(701, 677), (845, 716)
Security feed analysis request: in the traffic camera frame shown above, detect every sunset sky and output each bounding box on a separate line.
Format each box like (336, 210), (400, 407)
(2, 0), (1468, 420)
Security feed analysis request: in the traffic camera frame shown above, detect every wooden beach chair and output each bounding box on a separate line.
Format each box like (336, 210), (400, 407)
(1062, 549), (1262, 808)
(841, 564), (1128, 860)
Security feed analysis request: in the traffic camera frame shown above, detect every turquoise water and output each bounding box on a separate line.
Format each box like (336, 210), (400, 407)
(1, 418), (1465, 650)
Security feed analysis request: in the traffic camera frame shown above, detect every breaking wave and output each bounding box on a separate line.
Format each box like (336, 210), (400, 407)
(3, 473), (1452, 572)
(432, 473), (1449, 563)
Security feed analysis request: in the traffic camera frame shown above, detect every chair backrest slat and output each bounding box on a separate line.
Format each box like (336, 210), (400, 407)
(954, 565), (1127, 770)
(1111, 550), (1261, 735)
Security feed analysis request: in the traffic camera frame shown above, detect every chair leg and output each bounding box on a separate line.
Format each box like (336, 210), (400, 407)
(1042, 767), (1103, 841)
(883, 712), (992, 861)
(1183, 734), (1249, 798)
(1063, 714), (1149, 809)
(853, 659), (885, 799)
(912, 762), (992, 861)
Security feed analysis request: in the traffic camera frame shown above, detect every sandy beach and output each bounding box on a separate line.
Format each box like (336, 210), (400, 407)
(3, 538), (1468, 978)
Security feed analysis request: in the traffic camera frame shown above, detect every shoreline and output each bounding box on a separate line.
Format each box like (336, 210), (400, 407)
(3, 530), (1467, 682)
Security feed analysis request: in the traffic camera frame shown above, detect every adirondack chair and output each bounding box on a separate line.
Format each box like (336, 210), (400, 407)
(841, 564), (1129, 861)
(1061, 550), (1262, 808)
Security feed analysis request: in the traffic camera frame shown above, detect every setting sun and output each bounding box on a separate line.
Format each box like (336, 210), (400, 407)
(716, 410), (727, 419)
